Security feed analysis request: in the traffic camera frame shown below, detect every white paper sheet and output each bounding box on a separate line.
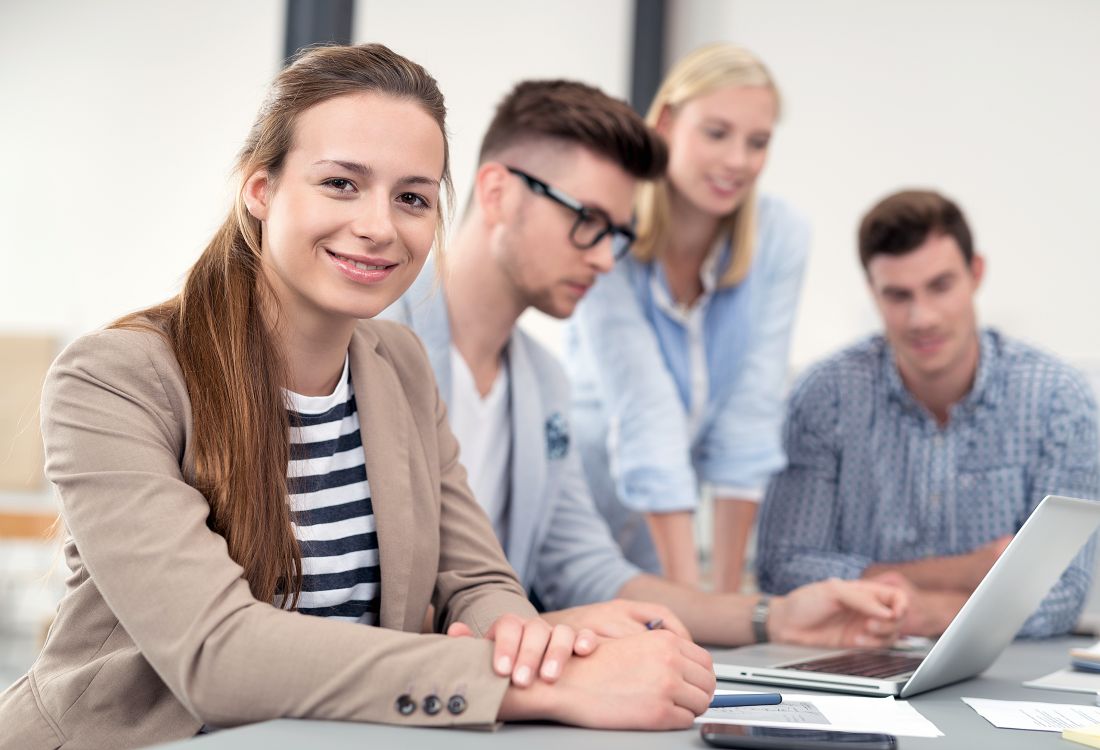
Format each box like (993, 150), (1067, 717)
(1024, 668), (1100, 695)
(695, 689), (943, 738)
(961, 697), (1100, 731)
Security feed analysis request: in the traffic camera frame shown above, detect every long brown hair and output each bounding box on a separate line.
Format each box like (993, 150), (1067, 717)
(114, 44), (452, 607)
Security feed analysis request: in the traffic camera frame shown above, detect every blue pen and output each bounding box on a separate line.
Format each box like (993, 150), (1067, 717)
(709, 692), (783, 709)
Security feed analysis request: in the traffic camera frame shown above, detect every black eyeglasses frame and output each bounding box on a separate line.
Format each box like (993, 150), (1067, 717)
(505, 166), (635, 259)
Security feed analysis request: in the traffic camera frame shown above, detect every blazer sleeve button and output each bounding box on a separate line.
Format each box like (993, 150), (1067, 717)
(447, 694), (467, 715)
(423, 694), (443, 715)
(396, 694), (417, 716)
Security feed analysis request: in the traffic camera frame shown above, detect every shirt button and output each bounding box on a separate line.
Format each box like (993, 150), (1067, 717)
(395, 694), (417, 716)
(423, 694), (443, 715)
(447, 695), (467, 715)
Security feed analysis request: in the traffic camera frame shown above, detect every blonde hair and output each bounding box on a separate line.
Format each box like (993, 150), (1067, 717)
(634, 44), (779, 288)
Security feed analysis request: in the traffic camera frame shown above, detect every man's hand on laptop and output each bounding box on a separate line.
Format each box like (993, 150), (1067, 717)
(867, 571), (968, 637)
(767, 578), (909, 648)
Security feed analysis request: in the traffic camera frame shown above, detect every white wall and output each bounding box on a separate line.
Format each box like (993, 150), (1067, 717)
(0, 0), (282, 341)
(0, 0), (283, 511)
(667, 0), (1100, 372)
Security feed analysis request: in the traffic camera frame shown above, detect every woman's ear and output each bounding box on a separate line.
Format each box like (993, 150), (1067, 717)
(242, 169), (272, 221)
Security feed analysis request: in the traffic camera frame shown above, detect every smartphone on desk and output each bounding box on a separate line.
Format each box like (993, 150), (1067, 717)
(700, 724), (897, 750)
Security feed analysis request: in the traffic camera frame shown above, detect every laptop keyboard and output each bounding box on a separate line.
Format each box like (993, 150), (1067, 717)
(783, 650), (924, 680)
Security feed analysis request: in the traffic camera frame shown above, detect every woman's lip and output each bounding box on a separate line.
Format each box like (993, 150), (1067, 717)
(326, 249), (398, 284)
(326, 249), (397, 267)
(706, 176), (744, 198)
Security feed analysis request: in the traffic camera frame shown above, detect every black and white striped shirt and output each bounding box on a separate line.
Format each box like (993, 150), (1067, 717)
(284, 358), (380, 625)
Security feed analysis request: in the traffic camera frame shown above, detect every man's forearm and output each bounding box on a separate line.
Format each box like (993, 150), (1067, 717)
(618, 573), (754, 646)
(644, 511), (701, 586)
(863, 552), (981, 592)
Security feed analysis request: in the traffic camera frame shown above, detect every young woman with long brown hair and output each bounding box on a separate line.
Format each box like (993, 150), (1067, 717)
(0, 44), (714, 749)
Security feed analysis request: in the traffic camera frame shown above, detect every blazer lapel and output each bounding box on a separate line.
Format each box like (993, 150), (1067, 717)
(349, 324), (414, 631)
(504, 334), (548, 588)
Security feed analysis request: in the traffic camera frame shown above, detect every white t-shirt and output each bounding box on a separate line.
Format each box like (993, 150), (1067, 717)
(448, 346), (512, 544)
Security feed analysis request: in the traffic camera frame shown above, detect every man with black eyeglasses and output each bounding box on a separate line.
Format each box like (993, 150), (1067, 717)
(381, 80), (907, 649)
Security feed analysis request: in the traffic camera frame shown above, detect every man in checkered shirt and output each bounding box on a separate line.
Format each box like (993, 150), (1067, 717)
(756, 189), (1100, 638)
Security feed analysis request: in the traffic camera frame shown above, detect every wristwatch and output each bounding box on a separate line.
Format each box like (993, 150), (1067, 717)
(751, 595), (771, 643)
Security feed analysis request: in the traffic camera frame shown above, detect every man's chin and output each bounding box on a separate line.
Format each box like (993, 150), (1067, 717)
(533, 299), (578, 320)
(903, 353), (956, 382)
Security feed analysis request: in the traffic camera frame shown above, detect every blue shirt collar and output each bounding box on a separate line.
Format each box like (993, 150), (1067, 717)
(649, 234), (732, 315)
(882, 329), (999, 420)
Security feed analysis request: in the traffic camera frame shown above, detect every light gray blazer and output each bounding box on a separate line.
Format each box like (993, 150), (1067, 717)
(382, 263), (640, 611)
(0, 319), (536, 750)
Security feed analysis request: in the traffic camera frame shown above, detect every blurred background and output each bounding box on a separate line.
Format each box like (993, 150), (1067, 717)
(2, 0), (1099, 685)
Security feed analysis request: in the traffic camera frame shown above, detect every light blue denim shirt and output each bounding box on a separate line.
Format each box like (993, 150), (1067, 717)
(564, 194), (809, 571)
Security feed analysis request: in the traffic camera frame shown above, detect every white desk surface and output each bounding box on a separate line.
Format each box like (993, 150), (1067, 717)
(152, 636), (1095, 749)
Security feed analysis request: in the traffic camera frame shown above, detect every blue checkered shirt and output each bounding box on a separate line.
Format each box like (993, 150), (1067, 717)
(756, 329), (1100, 637)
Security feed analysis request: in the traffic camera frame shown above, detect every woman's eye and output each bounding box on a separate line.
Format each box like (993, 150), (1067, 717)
(323, 178), (356, 193)
(749, 137), (771, 150)
(398, 192), (431, 209)
(705, 129), (727, 140)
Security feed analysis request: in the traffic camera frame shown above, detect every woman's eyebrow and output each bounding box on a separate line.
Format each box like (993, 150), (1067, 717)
(399, 175), (440, 188)
(313, 159), (372, 177)
(312, 159), (438, 188)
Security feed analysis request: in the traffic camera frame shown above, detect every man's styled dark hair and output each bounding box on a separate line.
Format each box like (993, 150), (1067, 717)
(858, 189), (974, 271)
(478, 79), (667, 180)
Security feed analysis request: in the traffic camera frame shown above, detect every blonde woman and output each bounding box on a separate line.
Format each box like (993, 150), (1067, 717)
(0, 44), (715, 749)
(566, 44), (808, 594)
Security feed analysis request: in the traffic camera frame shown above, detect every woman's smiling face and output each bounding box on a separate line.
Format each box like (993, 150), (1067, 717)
(659, 84), (777, 218)
(246, 91), (445, 326)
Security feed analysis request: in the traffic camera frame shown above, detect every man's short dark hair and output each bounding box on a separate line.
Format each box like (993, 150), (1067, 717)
(858, 189), (974, 271)
(478, 80), (667, 180)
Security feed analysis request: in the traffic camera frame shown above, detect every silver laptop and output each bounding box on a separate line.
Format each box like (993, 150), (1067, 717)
(714, 495), (1100, 697)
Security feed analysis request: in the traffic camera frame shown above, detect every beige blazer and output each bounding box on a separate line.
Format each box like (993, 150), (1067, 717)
(0, 320), (536, 750)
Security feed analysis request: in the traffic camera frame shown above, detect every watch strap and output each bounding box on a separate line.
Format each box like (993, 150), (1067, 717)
(751, 595), (771, 643)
